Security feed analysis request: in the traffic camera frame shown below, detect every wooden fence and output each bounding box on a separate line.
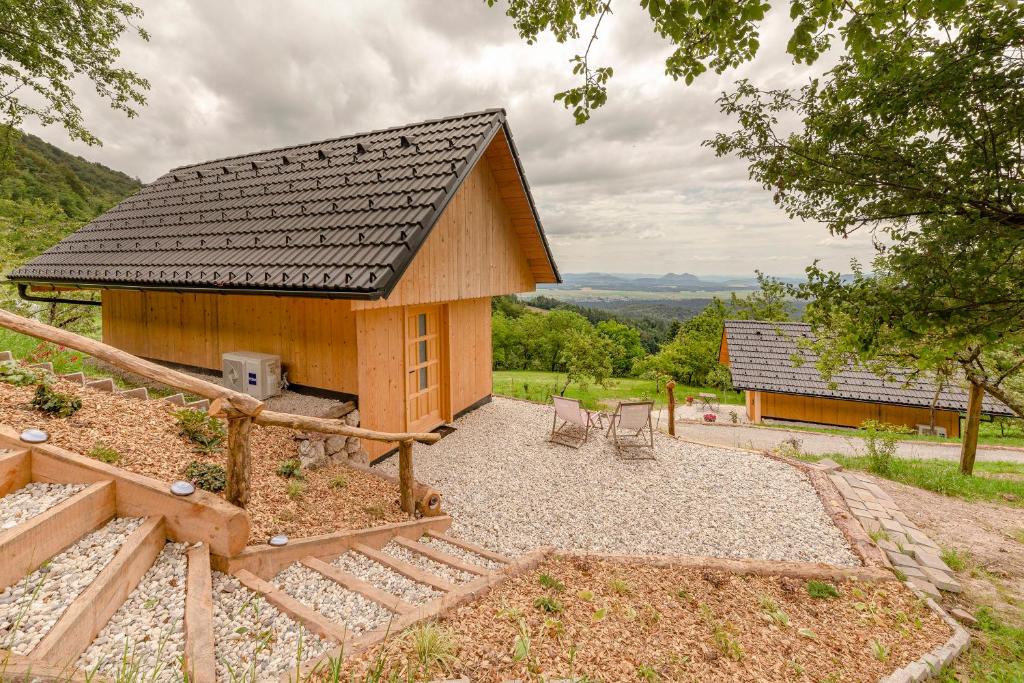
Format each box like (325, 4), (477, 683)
(0, 310), (439, 511)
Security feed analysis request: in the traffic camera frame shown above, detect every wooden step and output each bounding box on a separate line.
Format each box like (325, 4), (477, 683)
(84, 377), (115, 392)
(34, 516), (166, 668)
(29, 362), (54, 373)
(351, 543), (458, 593)
(60, 371), (86, 385)
(117, 386), (149, 400)
(185, 399), (210, 411)
(184, 543), (216, 683)
(425, 530), (513, 565)
(233, 569), (350, 644)
(0, 480), (115, 593)
(0, 350), (12, 361)
(299, 556), (416, 615)
(0, 447), (31, 497)
(393, 536), (490, 577)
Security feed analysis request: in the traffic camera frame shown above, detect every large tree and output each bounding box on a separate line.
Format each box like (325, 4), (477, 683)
(707, 0), (1024, 472)
(0, 0), (149, 146)
(487, 0), (974, 123)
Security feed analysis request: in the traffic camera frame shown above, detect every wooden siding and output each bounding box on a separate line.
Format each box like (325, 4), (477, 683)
(102, 290), (359, 394)
(447, 297), (492, 416)
(755, 391), (961, 437)
(355, 307), (408, 459)
(350, 145), (537, 311)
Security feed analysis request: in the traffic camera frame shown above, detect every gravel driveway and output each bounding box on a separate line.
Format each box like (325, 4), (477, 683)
(378, 397), (858, 566)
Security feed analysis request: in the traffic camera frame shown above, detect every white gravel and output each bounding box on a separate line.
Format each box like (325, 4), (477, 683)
(0, 483), (86, 531)
(376, 397), (859, 566)
(76, 543), (187, 681)
(331, 551), (441, 606)
(212, 571), (331, 680)
(417, 535), (503, 571)
(0, 516), (145, 654)
(272, 563), (394, 635)
(380, 542), (476, 584)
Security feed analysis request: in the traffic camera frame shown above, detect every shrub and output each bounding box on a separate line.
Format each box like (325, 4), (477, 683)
(185, 461), (226, 493)
(276, 459), (303, 479)
(286, 480), (305, 500)
(533, 595), (563, 613)
(31, 384), (82, 417)
(0, 361), (47, 387)
(537, 573), (565, 593)
(860, 420), (912, 475)
(328, 474), (349, 489)
(405, 622), (456, 675)
(88, 444), (121, 464)
(806, 580), (841, 599)
(608, 577), (632, 595)
(175, 409), (225, 453)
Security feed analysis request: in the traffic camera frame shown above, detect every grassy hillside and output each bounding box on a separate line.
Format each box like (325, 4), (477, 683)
(0, 128), (141, 260)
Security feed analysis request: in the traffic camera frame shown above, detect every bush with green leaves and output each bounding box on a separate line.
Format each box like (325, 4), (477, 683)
(276, 459), (303, 479)
(31, 384), (81, 417)
(175, 409), (225, 453)
(0, 360), (48, 387)
(184, 461), (226, 493)
(806, 580), (841, 599)
(860, 420), (913, 476)
(88, 444), (120, 464)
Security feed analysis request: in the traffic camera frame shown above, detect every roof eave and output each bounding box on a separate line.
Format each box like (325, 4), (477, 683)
(5, 277), (387, 300)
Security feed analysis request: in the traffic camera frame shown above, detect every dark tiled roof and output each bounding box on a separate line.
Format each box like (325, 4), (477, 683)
(10, 109), (558, 297)
(722, 320), (1013, 416)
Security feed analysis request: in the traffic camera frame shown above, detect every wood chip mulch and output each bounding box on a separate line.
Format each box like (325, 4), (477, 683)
(341, 556), (952, 682)
(0, 380), (407, 543)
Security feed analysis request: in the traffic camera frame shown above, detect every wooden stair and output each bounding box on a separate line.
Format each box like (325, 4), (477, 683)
(300, 555), (417, 616)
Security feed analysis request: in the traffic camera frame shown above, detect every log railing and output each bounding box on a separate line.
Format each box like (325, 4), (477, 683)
(0, 310), (439, 511)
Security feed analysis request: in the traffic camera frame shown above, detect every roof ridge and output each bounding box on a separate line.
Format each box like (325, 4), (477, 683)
(168, 108), (507, 172)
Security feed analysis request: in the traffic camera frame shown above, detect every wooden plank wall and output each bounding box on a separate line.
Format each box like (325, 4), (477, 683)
(350, 151), (537, 311)
(759, 391), (961, 437)
(102, 290), (359, 394)
(355, 307), (408, 459)
(447, 297), (492, 416)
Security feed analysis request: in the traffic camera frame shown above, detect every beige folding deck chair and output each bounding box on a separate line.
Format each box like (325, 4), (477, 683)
(550, 396), (602, 448)
(606, 400), (655, 458)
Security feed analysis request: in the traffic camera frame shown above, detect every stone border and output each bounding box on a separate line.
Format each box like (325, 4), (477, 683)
(880, 589), (970, 683)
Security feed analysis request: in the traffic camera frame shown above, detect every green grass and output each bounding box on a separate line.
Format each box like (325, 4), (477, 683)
(765, 419), (1024, 448)
(493, 369), (743, 411)
(938, 606), (1024, 682)
(798, 453), (1024, 507)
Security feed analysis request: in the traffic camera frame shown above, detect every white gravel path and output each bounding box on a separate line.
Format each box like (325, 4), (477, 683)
(377, 397), (858, 565)
(417, 536), (503, 571)
(380, 542), (476, 584)
(331, 551), (441, 605)
(0, 516), (145, 654)
(0, 483), (85, 531)
(272, 563), (393, 635)
(76, 543), (187, 681)
(212, 572), (330, 680)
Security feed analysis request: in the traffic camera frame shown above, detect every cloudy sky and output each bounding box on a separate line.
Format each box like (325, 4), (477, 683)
(24, 0), (876, 278)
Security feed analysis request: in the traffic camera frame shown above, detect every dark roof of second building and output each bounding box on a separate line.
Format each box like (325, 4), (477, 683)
(722, 319), (1013, 416)
(9, 109), (559, 298)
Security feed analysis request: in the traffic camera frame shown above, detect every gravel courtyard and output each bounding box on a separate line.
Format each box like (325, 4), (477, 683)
(380, 397), (858, 565)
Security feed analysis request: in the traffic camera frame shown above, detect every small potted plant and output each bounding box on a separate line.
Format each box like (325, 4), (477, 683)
(703, 413), (717, 423)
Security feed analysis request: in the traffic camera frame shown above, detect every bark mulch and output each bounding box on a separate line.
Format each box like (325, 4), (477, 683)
(0, 379), (406, 542)
(343, 556), (952, 682)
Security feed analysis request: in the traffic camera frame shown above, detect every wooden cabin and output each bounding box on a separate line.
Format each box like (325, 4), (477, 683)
(10, 110), (560, 457)
(719, 320), (1013, 437)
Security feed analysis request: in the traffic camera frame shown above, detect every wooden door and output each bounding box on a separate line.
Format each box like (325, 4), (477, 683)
(406, 305), (444, 432)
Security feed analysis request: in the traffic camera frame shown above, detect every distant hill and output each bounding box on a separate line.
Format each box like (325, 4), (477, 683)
(0, 129), (141, 260)
(546, 271), (765, 293)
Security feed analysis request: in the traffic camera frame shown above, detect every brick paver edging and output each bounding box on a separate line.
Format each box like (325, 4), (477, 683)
(880, 591), (970, 683)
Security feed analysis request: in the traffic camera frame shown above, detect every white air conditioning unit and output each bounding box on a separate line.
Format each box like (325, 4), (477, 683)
(222, 351), (282, 400)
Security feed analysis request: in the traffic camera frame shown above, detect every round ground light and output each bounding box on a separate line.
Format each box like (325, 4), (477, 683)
(268, 534), (289, 547)
(170, 481), (196, 496)
(20, 429), (49, 444)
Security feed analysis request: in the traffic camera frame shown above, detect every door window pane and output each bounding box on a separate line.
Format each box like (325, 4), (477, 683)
(417, 313), (427, 336)
(418, 340), (428, 363)
(419, 366), (429, 390)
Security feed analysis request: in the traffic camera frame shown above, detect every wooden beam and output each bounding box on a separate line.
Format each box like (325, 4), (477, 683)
(0, 480), (115, 593)
(0, 447), (30, 497)
(254, 410), (440, 445)
(423, 530), (511, 565)
(391, 537), (489, 576)
(351, 543), (457, 592)
(299, 556), (417, 615)
(398, 440), (414, 514)
(666, 381), (676, 437)
(0, 309), (263, 416)
(35, 516), (166, 668)
(232, 569), (350, 643)
(184, 543), (216, 683)
(225, 416), (253, 507)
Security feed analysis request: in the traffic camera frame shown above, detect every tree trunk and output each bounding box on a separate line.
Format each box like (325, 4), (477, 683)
(959, 381), (984, 476)
(225, 416), (253, 507)
(398, 440), (414, 515)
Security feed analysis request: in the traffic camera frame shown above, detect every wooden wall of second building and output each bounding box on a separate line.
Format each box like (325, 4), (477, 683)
(102, 290), (360, 394)
(751, 391), (961, 437)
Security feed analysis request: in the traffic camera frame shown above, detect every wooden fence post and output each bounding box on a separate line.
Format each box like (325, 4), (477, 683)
(398, 440), (415, 515)
(666, 381), (676, 437)
(225, 416), (253, 507)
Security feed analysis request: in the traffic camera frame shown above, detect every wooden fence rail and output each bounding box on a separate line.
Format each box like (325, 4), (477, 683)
(0, 310), (438, 511)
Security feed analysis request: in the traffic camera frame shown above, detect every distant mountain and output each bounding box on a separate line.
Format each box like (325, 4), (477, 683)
(545, 271), (768, 293)
(0, 130), (141, 259)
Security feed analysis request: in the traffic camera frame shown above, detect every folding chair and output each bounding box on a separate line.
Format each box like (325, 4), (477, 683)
(606, 400), (655, 459)
(550, 396), (603, 448)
